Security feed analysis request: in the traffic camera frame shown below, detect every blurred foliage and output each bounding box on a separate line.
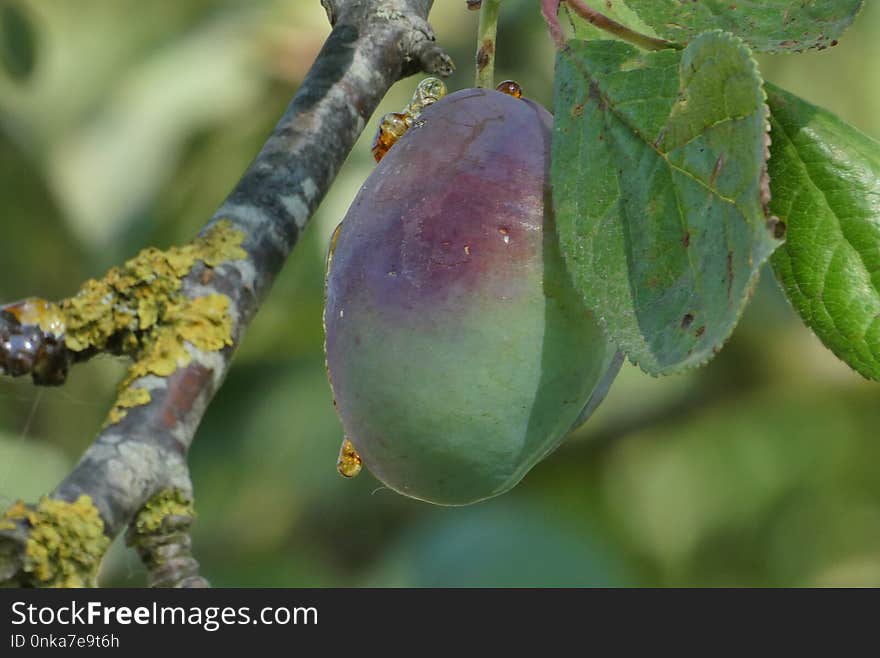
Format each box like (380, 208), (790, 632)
(0, 0), (879, 587)
(0, 2), (37, 81)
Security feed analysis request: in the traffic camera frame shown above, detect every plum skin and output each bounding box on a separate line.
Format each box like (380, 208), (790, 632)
(324, 88), (616, 505)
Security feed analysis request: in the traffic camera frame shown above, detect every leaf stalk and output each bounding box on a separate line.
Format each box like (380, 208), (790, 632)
(564, 0), (680, 51)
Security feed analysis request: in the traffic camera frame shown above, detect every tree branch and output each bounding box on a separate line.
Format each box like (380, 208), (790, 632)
(0, 0), (452, 588)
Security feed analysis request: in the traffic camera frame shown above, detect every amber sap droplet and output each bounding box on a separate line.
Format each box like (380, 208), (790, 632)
(371, 112), (409, 162)
(370, 78), (448, 162)
(326, 221), (344, 277)
(3, 298), (66, 337)
(337, 438), (363, 478)
(407, 77), (447, 116)
(496, 80), (522, 99)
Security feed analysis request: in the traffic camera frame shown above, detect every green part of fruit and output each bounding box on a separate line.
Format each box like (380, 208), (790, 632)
(324, 88), (618, 506)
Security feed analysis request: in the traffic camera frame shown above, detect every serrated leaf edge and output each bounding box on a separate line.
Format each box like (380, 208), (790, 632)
(554, 31), (777, 376)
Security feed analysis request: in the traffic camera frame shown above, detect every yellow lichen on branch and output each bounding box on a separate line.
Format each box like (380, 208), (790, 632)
(1, 495), (109, 587)
(105, 293), (235, 425)
(52, 220), (249, 426)
(131, 489), (195, 536)
(106, 387), (152, 425)
(62, 220), (246, 356)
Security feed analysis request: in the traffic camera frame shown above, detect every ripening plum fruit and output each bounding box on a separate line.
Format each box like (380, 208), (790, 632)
(324, 87), (619, 505)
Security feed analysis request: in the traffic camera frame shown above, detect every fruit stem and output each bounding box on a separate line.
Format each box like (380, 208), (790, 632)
(540, 0), (566, 48)
(475, 0), (502, 88)
(564, 0), (680, 51)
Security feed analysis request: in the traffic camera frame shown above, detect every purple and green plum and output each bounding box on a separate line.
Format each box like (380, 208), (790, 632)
(324, 87), (619, 505)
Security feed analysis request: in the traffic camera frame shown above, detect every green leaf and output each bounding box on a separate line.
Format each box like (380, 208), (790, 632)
(552, 33), (779, 375)
(626, 0), (863, 52)
(767, 85), (880, 380)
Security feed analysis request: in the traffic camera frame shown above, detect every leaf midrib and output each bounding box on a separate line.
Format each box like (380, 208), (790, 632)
(561, 47), (751, 215)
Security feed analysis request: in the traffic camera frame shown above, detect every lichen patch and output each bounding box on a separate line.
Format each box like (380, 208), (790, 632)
(130, 489), (195, 537)
(1, 495), (109, 588)
(63, 221), (246, 356)
(60, 221), (248, 426)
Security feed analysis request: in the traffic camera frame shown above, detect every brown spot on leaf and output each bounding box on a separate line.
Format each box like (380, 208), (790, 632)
(767, 216), (786, 240)
(681, 313), (694, 329)
(653, 127), (668, 149)
(571, 103), (584, 118)
(727, 251), (734, 298)
(695, 325), (706, 338)
(710, 154), (724, 186)
(682, 232), (690, 248)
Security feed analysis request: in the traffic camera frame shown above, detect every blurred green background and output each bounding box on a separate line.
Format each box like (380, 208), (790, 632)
(1, 0), (879, 587)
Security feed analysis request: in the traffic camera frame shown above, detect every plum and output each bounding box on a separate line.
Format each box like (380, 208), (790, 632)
(324, 87), (619, 505)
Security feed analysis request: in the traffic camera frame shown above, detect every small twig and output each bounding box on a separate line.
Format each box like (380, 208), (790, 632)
(475, 0), (502, 88)
(564, 0), (679, 51)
